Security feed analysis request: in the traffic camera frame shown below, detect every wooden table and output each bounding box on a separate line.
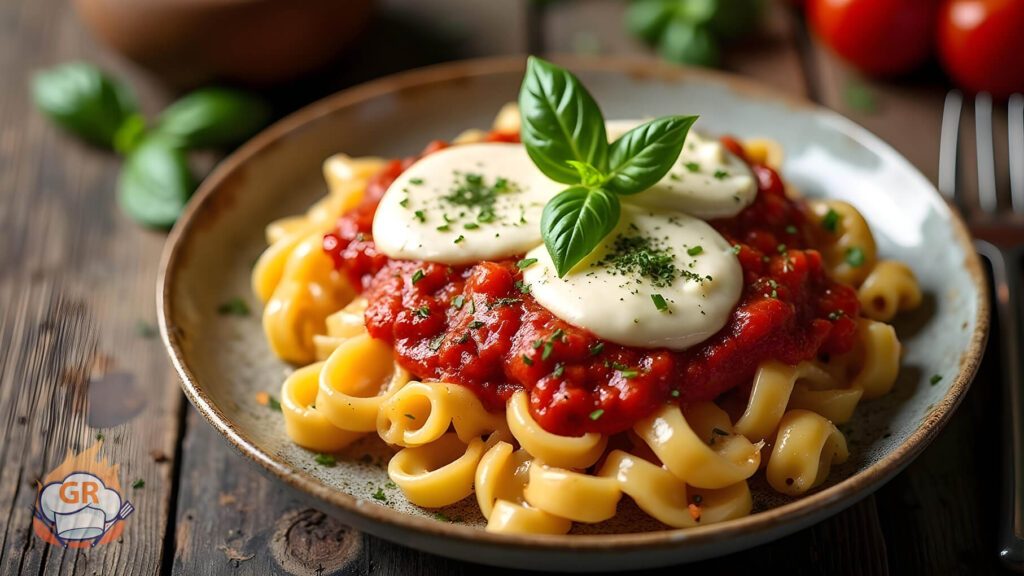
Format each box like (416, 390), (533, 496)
(0, 0), (1013, 574)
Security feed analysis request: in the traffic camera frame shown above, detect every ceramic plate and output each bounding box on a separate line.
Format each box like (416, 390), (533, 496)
(158, 56), (989, 571)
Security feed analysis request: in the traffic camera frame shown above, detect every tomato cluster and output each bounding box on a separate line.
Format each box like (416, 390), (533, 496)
(799, 0), (1024, 98)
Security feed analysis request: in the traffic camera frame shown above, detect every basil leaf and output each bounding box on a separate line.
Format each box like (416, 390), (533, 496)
(117, 136), (194, 228)
(625, 0), (674, 43)
(605, 115), (698, 195)
(519, 57), (608, 184)
(31, 62), (138, 147)
(154, 87), (270, 149)
(541, 186), (620, 277)
(659, 19), (719, 67)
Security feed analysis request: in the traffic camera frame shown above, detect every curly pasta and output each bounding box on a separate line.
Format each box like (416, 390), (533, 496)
(256, 117), (922, 535)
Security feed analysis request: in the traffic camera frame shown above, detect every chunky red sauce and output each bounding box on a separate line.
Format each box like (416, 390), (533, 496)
(323, 132), (861, 436)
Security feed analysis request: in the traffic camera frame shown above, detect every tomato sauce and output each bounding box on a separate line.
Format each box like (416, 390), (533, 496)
(323, 133), (861, 436)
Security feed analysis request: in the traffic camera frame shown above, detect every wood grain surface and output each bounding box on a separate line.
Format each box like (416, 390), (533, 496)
(0, 0), (1010, 574)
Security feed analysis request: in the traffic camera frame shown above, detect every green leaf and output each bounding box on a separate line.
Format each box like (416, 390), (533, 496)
(31, 62), (138, 147)
(541, 186), (620, 277)
(625, 0), (674, 44)
(117, 136), (194, 228)
(677, 0), (718, 25)
(519, 57), (609, 184)
(154, 87), (270, 149)
(605, 115), (698, 195)
(659, 19), (719, 67)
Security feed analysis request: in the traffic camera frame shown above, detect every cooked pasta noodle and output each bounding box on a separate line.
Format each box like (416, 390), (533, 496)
(252, 110), (921, 535)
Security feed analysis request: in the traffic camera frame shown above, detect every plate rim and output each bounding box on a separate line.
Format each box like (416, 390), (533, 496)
(157, 55), (990, 553)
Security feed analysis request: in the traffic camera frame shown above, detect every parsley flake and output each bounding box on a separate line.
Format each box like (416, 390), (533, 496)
(589, 409), (605, 420)
(845, 246), (866, 267)
(314, 454), (336, 467)
(651, 293), (669, 312)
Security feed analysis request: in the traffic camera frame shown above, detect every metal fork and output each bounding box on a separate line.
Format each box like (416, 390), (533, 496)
(940, 90), (1024, 570)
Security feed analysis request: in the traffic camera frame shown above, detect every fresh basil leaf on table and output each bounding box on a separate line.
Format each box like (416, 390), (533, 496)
(518, 56), (696, 277)
(605, 115), (698, 195)
(117, 136), (194, 229)
(518, 57), (609, 184)
(624, 0), (675, 44)
(659, 18), (719, 67)
(31, 62), (138, 148)
(154, 87), (271, 148)
(541, 186), (621, 278)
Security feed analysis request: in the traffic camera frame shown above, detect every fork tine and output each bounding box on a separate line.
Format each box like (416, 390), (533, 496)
(940, 90), (963, 205)
(976, 92), (999, 213)
(1009, 94), (1024, 213)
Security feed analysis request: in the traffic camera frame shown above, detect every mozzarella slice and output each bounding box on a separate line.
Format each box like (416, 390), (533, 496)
(606, 120), (757, 219)
(522, 204), (742, 350)
(373, 143), (562, 264)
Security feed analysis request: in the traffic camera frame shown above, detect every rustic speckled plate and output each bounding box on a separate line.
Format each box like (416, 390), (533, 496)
(158, 56), (989, 571)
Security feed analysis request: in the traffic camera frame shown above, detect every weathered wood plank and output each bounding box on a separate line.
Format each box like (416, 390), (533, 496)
(0, 1), (184, 575)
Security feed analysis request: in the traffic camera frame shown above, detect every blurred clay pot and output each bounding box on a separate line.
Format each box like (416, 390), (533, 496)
(73, 0), (374, 87)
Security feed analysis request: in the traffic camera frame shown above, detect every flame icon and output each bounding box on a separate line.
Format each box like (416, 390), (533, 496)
(33, 441), (133, 548)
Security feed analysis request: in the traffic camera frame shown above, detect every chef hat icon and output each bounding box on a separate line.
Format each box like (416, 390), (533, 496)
(39, 473), (122, 541)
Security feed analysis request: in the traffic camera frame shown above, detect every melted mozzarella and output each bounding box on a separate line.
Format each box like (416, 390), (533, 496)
(373, 143), (561, 264)
(522, 204), (742, 350)
(606, 120), (757, 219)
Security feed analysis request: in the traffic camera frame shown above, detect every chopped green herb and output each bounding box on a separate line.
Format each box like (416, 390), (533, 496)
(845, 246), (866, 267)
(515, 280), (531, 294)
(464, 222), (480, 230)
(411, 269), (425, 284)
(434, 512), (451, 522)
(785, 225), (798, 235)
(685, 162), (700, 172)
(589, 409), (605, 420)
(542, 341), (554, 360)
(404, 413), (416, 420)
(589, 342), (605, 356)
(620, 369), (639, 378)
(136, 320), (157, 338)
(822, 208), (841, 232)
(731, 244), (742, 255)
(436, 224), (450, 231)
(409, 178), (424, 185)
(131, 479), (144, 489)
(670, 390), (680, 397)
(468, 321), (485, 329)
(414, 210), (426, 223)
(777, 244), (787, 254)
(828, 310), (844, 321)
(455, 333), (470, 344)
(217, 297), (249, 316)
(687, 245), (703, 256)
(595, 234), (689, 288)
(399, 197), (409, 208)
(522, 354), (534, 366)
(516, 258), (538, 269)
(930, 374), (943, 386)
(490, 297), (521, 308)
(267, 396), (282, 412)
(451, 294), (465, 309)
(713, 170), (728, 180)
(314, 454), (336, 467)
(454, 235), (465, 244)
(413, 306), (430, 318)
(385, 481), (397, 489)
(532, 339), (543, 349)
(651, 293), (669, 312)
(429, 333), (445, 351)
(553, 363), (565, 378)
(372, 487), (386, 501)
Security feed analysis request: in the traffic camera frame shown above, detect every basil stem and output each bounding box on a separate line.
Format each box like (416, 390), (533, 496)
(540, 186), (620, 277)
(518, 57), (609, 184)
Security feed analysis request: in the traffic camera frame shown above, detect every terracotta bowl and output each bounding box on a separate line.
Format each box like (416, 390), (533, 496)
(158, 56), (989, 571)
(74, 0), (373, 87)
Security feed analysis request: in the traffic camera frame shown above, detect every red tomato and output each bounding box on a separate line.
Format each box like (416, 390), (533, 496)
(938, 0), (1024, 99)
(807, 0), (937, 77)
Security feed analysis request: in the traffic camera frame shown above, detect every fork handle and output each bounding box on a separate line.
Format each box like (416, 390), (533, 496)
(978, 241), (1024, 570)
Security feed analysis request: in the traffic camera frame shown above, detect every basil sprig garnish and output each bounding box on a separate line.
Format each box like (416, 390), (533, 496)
(31, 62), (270, 229)
(519, 57), (697, 277)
